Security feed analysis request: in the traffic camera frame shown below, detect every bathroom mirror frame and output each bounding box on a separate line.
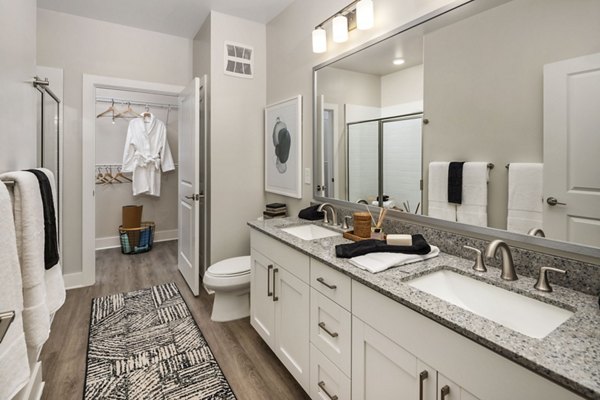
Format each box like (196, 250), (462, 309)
(312, 0), (600, 260)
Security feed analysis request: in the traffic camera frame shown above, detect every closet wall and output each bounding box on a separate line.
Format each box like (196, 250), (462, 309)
(37, 9), (192, 276)
(94, 88), (179, 249)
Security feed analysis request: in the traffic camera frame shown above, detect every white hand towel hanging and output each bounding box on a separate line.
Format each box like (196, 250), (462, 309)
(507, 163), (543, 233)
(0, 171), (51, 351)
(456, 162), (489, 227)
(122, 113), (175, 196)
(428, 162), (456, 221)
(0, 181), (30, 400)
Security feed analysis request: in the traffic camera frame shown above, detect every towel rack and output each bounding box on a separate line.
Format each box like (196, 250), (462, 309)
(0, 311), (15, 344)
(487, 163), (494, 169)
(1, 178), (15, 187)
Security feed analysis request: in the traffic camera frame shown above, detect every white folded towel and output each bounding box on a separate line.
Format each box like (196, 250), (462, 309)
(0, 182), (31, 400)
(0, 172), (50, 350)
(38, 168), (66, 314)
(349, 246), (440, 273)
(456, 162), (488, 227)
(428, 162), (456, 221)
(507, 163), (543, 233)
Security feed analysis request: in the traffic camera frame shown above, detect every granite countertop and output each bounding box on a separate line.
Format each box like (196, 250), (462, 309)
(248, 217), (600, 400)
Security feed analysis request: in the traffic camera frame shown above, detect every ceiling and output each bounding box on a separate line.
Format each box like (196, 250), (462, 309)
(36, 0), (295, 38)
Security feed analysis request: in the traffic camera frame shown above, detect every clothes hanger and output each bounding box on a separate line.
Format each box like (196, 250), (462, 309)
(96, 99), (117, 122)
(114, 166), (132, 183)
(114, 102), (141, 119)
(141, 104), (152, 122)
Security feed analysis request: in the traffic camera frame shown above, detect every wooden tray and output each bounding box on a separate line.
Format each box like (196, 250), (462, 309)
(343, 230), (386, 242)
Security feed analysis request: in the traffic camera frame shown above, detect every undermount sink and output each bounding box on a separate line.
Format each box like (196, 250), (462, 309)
(407, 269), (574, 339)
(281, 224), (341, 241)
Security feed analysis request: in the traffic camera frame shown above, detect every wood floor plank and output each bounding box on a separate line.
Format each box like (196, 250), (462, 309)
(40, 241), (310, 400)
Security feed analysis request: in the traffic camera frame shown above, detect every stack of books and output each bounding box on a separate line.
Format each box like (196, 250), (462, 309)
(263, 202), (287, 219)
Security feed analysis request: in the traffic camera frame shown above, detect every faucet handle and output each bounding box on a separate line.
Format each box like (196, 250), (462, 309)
(534, 266), (566, 292)
(341, 215), (352, 230)
(463, 246), (487, 272)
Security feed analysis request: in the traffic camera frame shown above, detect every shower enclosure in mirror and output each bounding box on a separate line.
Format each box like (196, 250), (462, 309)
(313, 0), (600, 253)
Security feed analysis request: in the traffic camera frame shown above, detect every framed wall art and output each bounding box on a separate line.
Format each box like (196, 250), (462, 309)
(264, 95), (302, 198)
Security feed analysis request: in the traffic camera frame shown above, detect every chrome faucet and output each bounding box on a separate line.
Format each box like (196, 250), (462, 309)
(317, 203), (338, 226)
(527, 228), (545, 237)
(484, 240), (518, 281)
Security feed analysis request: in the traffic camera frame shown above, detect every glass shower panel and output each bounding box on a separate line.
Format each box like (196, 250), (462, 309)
(382, 116), (422, 213)
(347, 121), (379, 203)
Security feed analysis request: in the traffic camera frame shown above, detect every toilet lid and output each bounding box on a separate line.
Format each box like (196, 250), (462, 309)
(207, 256), (251, 277)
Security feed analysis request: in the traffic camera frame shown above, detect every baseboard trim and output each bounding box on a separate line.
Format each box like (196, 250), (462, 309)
(95, 229), (178, 250)
(63, 272), (94, 290)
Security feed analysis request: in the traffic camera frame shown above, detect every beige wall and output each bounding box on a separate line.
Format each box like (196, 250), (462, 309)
(266, 0), (455, 216)
(423, 0), (600, 229)
(381, 64), (424, 108)
(0, 0), (37, 172)
(37, 9), (192, 275)
(198, 12), (267, 264)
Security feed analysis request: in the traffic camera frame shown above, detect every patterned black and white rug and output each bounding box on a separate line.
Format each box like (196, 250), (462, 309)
(84, 283), (236, 399)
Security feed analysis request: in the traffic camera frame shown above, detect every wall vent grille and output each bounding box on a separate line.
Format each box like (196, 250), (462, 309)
(224, 41), (254, 78)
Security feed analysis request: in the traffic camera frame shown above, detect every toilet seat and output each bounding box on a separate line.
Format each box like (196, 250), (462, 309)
(206, 256), (251, 277)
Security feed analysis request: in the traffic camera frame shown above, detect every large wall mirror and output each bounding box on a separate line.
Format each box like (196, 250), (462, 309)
(314, 0), (600, 255)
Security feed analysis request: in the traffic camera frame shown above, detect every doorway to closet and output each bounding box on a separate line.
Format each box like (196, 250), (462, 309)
(81, 75), (208, 296)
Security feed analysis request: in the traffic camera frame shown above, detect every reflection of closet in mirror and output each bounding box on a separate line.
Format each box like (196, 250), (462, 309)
(94, 87), (179, 250)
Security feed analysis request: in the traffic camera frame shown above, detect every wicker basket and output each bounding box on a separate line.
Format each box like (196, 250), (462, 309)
(119, 221), (155, 255)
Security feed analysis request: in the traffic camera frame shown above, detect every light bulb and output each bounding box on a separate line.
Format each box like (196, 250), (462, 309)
(393, 58), (405, 65)
(356, 0), (374, 30)
(332, 14), (348, 43)
(312, 27), (327, 53)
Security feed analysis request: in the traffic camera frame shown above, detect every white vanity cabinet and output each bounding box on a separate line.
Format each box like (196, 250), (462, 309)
(250, 231), (310, 391)
(352, 281), (585, 400)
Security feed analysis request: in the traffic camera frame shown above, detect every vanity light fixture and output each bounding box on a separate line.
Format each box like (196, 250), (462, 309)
(312, 0), (375, 53)
(393, 58), (405, 65)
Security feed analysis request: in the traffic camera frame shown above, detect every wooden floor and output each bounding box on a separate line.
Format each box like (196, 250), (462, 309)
(40, 241), (310, 400)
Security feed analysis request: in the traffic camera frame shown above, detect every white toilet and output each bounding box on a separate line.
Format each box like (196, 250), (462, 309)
(203, 255), (251, 322)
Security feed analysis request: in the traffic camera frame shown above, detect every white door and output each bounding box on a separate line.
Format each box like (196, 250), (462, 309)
(544, 53), (600, 246)
(178, 76), (207, 296)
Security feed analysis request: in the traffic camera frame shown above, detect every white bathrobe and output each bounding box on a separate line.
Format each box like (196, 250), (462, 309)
(122, 114), (175, 196)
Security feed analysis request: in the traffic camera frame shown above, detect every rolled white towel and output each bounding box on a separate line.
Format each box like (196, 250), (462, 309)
(0, 181), (31, 399)
(349, 246), (440, 273)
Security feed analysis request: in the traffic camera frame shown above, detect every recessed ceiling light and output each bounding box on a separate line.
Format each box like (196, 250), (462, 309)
(393, 58), (405, 66)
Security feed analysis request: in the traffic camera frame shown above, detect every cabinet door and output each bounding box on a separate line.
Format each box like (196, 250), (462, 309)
(353, 317), (430, 400)
(250, 250), (275, 347)
(274, 266), (310, 391)
(438, 373), (480, 400)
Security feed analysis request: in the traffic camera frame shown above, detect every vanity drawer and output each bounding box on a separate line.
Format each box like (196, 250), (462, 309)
(310, 288), (351, 376)
(310, 259), (351, 310)
(310, 344), (351, 400)
(251, 230), (309, 283)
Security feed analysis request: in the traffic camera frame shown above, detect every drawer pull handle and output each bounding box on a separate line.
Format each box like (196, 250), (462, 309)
(316, 277), (337, 290)
(267, 264), (273, 297)
(273, 268), (279, 301)
(318, 322), (339, 338)
(318, 381), (338, 400)
(419, 370), (428, 400)
(441, 385), (450, 400)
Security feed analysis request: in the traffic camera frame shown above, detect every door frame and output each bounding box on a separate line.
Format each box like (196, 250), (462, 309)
(78, 74), (184, 289)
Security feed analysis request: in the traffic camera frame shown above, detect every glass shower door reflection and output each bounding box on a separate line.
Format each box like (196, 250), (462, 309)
(347, 121), (379, 204)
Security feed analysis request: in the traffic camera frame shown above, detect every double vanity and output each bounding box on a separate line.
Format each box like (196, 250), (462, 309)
(248, 217), (600, 400)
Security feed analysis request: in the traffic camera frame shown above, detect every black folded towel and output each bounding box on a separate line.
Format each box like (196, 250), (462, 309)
(298, 204), (325, 221)
(335, 234), (431, 258)
(26, 169), (59, 270)
(448, 161), (465, 204)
